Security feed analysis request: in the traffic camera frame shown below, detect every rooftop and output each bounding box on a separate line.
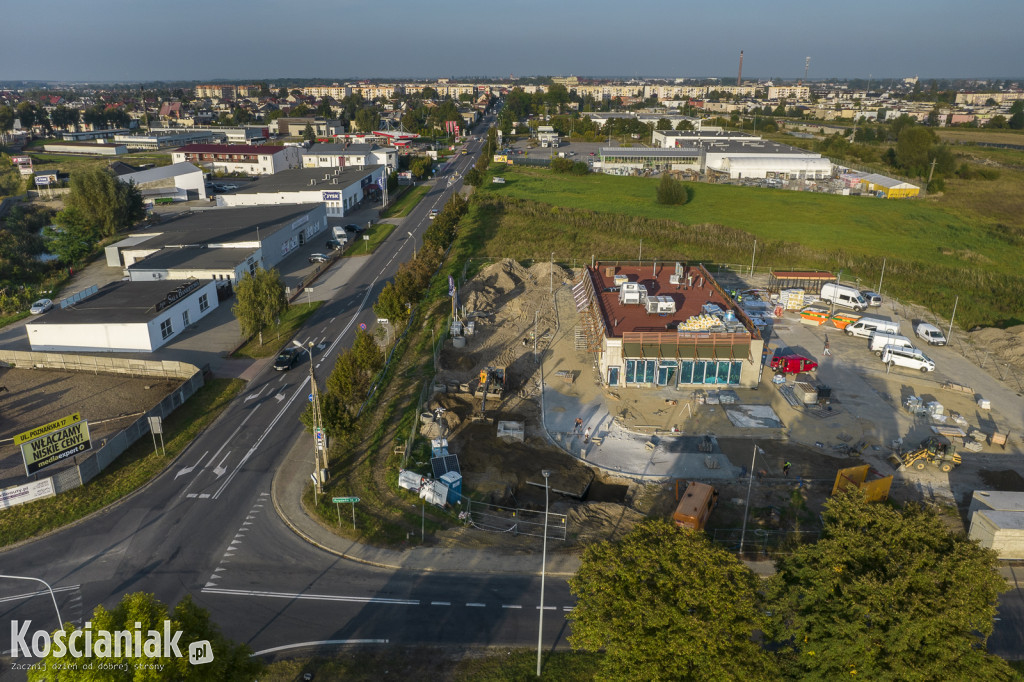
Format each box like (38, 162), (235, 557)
(600, 147), (700, 157)
(174, 143), (285, 155)
(233, 166), (382, 194)
(117, 162), (202, 185)
(27, 280), (212, 325)
(587, 263), (748, 337)
(304, 143), (388, 155)
(132, 204), (321, 250)
(699, 139), (821, 156)
(129, 245), (258, 271)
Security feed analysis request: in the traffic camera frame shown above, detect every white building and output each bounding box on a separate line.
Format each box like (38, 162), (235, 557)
(215, 167), (384, 217)
(25, 280), (220, 353)
(116, 162), (207, 203)
(301, 143), (398, 172)
(701, 140), (831, 180)
(171, 144), (301, 175)
(969, 491), (1024, 559)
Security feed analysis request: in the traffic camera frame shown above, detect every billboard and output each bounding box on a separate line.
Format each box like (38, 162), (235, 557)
(17, 413), (93, 476)
(321, 191), (341, 201)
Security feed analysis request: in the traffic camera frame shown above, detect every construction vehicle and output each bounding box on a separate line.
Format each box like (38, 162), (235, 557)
(672, 481), (719, 531)
(890, 436), (961, 473)
(475, 366), (506, 412)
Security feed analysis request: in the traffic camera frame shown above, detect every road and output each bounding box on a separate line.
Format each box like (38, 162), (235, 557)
(0, 113), (576, 665)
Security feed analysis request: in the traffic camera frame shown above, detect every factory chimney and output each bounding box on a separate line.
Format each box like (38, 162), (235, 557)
(737, 50), (744, 86)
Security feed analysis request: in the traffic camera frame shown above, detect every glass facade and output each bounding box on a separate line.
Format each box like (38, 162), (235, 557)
(676, 360), (743, 385)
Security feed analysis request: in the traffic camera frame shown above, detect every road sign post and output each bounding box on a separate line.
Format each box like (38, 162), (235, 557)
(332, 497), (360, 530)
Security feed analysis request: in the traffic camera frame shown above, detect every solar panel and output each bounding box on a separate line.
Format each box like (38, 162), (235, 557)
(431, 453), (461, 479)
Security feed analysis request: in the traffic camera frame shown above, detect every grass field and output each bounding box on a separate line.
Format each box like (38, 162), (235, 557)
(381, 184), (430, 218)
(343, 222), (396, 257)
(468, 165), (1024, 328)
(25, 150), (172, 176)
(0, 378), (244, 547)
(936, 129), (1024, 145)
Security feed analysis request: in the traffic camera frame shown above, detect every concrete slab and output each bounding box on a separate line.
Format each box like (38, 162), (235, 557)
(724, 405), (784, 428)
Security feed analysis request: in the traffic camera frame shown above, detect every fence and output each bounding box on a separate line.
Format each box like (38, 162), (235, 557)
(711, 527), (821, 557)
(1, 352), (203, 503)
(465, 498), (567, 540)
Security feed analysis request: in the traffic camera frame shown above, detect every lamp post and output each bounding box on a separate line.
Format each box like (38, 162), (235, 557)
(536, 469), (552, 677)
(738, 444), (763, 557)
(0, 574), (63, 629)
(295, 340), (323, 499)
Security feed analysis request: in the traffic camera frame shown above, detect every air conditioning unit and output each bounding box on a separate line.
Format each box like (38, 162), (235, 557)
(669, 274), (681, 285)
(619, 282), (643, 305)
(645, 295), (676, 315)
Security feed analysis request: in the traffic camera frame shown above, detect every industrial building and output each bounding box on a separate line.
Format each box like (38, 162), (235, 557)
(42, 142), (127, 156)
(651, 130), (759, 148)
(857, 173), (920, 199)
(598, 147), (701, 174)
(700, 140), (831, 180)
(171, 144), (301, 175)
(112, 130), (214, 150)
(301, 143), (398, 172)
(25, 279), (220, 353)
(215, 166), (384, 217)
(115, 162), (207, 203)
(573, 262), (765, 388)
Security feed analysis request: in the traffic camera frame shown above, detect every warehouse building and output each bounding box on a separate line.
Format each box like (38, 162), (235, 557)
(214, 166), (384, 217)
(574, 262), (765, 388)
(599, 147), (701, 174)
(652, 130), (758, 148)
(858, 173), (920, 198)
(115, 162), (207, 203)
(112, 130), (214, 150)
(42, 142), (127, 156)
(701, 139), (831, 180)
(25, 279), (219, 353)
(121, 204), (327, 279)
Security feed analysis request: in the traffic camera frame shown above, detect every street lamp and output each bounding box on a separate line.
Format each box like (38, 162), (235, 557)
(537, 469), (552, 677)
(294, 340), (324, 499)
(738, 444), (764, 557)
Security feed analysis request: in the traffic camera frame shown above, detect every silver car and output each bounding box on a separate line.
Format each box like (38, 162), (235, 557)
(860, 290), (883, 307)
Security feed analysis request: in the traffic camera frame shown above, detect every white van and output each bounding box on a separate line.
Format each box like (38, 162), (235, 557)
(820, 283), (868, 311)
(868, 332), (915, 356)
(915, 322), (947, 346)
(845, 317), (900, 339)
(881, 345), (935, 373)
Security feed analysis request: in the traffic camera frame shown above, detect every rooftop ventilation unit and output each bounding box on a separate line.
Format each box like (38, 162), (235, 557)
(619, 281), (644, 305)
(646, 295), (676, 315)
(670, 274), (681, 285)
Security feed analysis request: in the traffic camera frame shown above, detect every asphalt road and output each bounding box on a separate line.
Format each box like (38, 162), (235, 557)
(0, 113), (576, 667)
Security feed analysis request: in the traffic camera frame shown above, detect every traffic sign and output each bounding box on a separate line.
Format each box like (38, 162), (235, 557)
(359, 322), (367, 330)
(308, 393), (314, 402)
(332, 496), (360, 504)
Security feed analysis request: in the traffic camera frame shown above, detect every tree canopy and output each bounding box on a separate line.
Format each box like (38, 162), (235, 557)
(64, 168), (145, 238)
(232, 268), (287, 346)
(570, 519), (777, 681)
(29, 591), (262, 681)
(768, 491), (1013, 680)
(656, 173), (688, 205)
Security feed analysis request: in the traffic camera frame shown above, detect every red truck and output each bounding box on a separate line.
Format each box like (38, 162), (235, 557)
(770, 354), (818, 374)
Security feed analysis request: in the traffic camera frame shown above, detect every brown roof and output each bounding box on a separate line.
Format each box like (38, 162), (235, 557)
(174, 144), (285, 155)
(588, 262), (741, 337)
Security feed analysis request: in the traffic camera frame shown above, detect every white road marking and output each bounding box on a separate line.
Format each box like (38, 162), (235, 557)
(198, 493), (210, 499)
(212, 450), (232, 478)
(502, 604), (522, 609)
(201, 587), (419, 606)
(244, 385), (267, 402)
(431, 601), (450, 606)
(274, 393), (285, 402)
(186, 493), (197, 498)
(251, 640), (389, 656)
(562, 606), (574, 612)
(536, 606), (556, 610)
(0, 585), (80, 605)
(466, 602), (486, 608)
(175, 449), (209, 478)
(212, 376), (310, 499)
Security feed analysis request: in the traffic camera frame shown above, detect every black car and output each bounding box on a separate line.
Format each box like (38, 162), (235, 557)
(274, 347), (302, 371)
(325, 238), (344, 251)
(343, 223), (365, 234)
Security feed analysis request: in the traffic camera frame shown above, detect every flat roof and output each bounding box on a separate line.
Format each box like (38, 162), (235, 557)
(130, 204), (321, 250)
(304, 143), (386, 155)
(174, 144), (285, 154)
(600, 147), (700, 157)
(118, 162), (202, 185)
(700, 139), (819, 156)
(129, 245), (257, 271)
(587, 263), (741, 337)
(234, 166), (382, 194)
(27, 280), (212, 325)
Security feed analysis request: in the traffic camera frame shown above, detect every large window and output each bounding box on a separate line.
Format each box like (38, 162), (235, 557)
(677, 360), (743, 385)
(198, 294), (209, 312)
(160, 319), (173, 339)
(607, 366), (620, 386)
(625, 359), (656, 384)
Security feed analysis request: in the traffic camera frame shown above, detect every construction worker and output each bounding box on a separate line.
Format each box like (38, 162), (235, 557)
(583, 426), (592, 444)
(783, 461), (792, 477)
(823, 335), (832, 356)
(573, 417), (583, 434)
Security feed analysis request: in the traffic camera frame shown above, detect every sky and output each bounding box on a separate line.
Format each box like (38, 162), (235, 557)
(1, 0), (1022, 83)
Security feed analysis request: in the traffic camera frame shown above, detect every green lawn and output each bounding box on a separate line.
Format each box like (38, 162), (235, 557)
(342, 222), (396, 257)
(380, 184), (430, 218)
(0, 378), (244, 547)
(481, 166), (1017, 275)
(233, 301), (323, 359)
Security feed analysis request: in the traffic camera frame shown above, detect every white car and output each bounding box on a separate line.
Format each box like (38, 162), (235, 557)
(30, 298), (53, 314)
(429, 209), (439, 220)
(881, 345), (935, 373)
(915, 322), (947, 346)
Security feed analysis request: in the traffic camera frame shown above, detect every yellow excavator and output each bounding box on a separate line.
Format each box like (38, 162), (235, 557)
(890, 436), (961, 473)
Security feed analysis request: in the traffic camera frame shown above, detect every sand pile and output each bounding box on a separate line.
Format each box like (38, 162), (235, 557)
(967, 324), (1024, 374)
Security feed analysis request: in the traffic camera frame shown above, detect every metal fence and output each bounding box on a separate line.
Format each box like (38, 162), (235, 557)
(465, 498), (567, 540)
(0, 350), (199, 380)
(711, 527), (821, 557)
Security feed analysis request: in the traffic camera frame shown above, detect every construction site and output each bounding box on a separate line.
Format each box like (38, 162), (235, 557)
(403, 258), (1024, 554)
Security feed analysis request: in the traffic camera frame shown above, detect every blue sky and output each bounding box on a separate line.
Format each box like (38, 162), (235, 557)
(2, 0), (1021, 82)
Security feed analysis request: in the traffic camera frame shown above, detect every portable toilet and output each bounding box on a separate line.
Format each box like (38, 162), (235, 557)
(439, 471), (463, 504)
(431, 438), (449, 457)
(419, 479), (449, 508)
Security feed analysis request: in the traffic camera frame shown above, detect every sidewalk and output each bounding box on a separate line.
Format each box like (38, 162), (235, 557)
(270, 434), (583, 577)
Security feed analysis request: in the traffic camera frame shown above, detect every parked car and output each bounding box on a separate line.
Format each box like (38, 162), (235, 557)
(429, 209), (439, 220)
(220, 184), (238, 191)
(915, 322), (947, 346)
(29, 298), (53, 314)
(325, 238), (344, 251)
(273, 347), (302, 371)
(308, 253), (329, 263)
(881, 345), (935, 373)
(860, 290), (883, 307)
(770, 354), (818, 374)
(343, 223), (364, 234)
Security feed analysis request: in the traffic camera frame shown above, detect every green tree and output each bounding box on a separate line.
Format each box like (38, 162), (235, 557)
(45, 207), (97, 264)
(895, 126), (936, 175)
(656, 173), (688, 205)
(354, 107), (380, 133)
(654, 117), (673, 130)
(1009, 111), (1024, 130)
(0, 104), (14, 131)
(303, 123), (316, 143)
(409, 156), (433, 180)
(1010, 99), (1024, 115)
(50, 105), (80, 131)
(985, 115), (1008, 129)
(421, 86), (439, 99)
(569, 520), (777, 681)
(29, 592), (262, 681)
(769, 491), (1013, 681)
(315, 98), (335, 119)
(65, 168), (144, 238)
(232, 268), (287, 346)
(464, 167), (484, 187)
(675, 119), (694, 131)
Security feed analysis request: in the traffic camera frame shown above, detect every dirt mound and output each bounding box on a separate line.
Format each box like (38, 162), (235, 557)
(967, 324), (1024, 369)
(568, 502), (648, 543)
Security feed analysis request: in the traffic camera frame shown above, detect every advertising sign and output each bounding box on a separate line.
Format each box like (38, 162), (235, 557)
(321, 190), (341, 201)
(20, 419), (92, 476)
(397, 171), (413, 185)
(34, 175), (51, 186)
(0, 478), (56, 510)
(493, 154), (507, 163)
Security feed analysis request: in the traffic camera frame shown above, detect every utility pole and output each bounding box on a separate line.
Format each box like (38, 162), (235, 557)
(297, 340), (324, 499)
(927, 158), (938, 187)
